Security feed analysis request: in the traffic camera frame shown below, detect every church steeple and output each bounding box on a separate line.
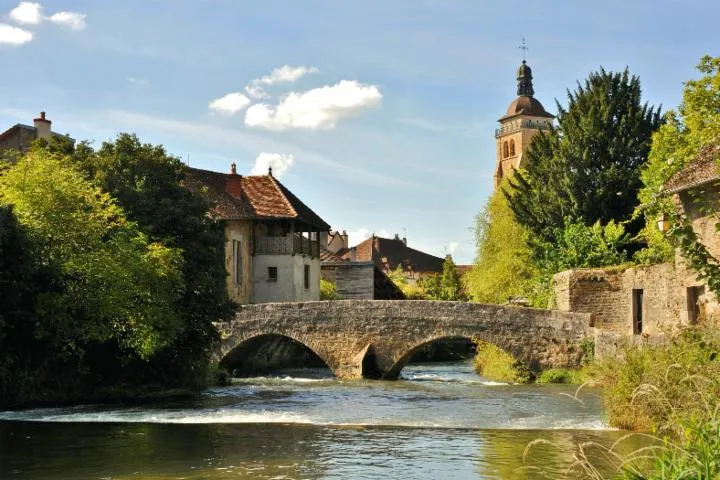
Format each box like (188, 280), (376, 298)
(516, 61), (534, 97)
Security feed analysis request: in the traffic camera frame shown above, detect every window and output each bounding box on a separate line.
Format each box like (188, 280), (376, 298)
(632, 289), (643, 335)
(232, 239), (243, 285)
(502, 141), (509, 158)
(509, 139), (516, 156)
(304, 265), (310, 290)
(268, 266), (278, 282)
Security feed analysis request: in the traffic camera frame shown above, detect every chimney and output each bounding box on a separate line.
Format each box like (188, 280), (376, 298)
(394, 233), (400, 241)
(225, 162), (242, 197)
(341, 230), (348, 250)
(402, 236), (407, 246)
(33, 111), (51, 140)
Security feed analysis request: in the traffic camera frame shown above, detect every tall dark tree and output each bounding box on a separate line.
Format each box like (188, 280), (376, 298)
(508, 68), (662, 245)
(66, 134), (234, 387)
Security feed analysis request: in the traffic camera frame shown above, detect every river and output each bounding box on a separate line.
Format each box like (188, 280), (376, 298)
(0, 361), (646, 479)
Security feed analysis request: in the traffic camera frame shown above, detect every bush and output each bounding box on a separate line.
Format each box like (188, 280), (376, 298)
(595, 328), (720, 433)
(320, 279), (338, 300)
(536, 368), (586, 384)
(473, 341), (533, 383)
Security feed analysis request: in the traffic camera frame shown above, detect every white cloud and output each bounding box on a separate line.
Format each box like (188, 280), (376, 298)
(245, 84), (269, 100)
(256, 65), (318, 86)
(347, 228), (391, 247)
(249, 152), (295, 178)
(208, 92), (251, 115)
(49, 11), (86, 30)
(0, 23), (32, 45)
(245, 80), (381, 131)
(447, 242), (460, 255)
(8, 2), (42, 25)
(7, 2), (86, 33)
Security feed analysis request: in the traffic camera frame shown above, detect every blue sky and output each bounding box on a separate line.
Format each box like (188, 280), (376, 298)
(1, 0), (717, 263)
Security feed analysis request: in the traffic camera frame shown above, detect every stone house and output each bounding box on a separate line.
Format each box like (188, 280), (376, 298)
(554, 144), (720, 355)
(185, 164), (330, 305)
(338, 234), (445, 285)
(0, 112), (73, 158)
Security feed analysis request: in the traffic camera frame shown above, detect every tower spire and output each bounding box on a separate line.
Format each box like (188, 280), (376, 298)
(515, 39), (534, 97)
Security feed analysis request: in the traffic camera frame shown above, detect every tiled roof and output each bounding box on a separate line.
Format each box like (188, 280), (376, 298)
(343, 236), (444, 274)
(320, 249), (346, 262)
(184, 167), (330, 230)
(0, 124), (75, 146)
(664, 144), (720, 194)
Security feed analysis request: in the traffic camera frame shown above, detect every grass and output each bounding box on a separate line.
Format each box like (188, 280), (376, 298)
(536, 367), (592, 384)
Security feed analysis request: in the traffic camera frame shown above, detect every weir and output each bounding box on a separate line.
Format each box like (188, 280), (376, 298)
(214, 300), (592, 379)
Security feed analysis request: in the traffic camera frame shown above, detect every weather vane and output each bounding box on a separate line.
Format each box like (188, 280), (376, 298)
(519, 38), (528, 61)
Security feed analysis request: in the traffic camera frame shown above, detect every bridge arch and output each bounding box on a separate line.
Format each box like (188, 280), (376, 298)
(218, 333), (334, 377)
(380, 333), (518, 380)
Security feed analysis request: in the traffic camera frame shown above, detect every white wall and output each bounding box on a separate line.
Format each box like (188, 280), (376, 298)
(251, 254), (321, 303)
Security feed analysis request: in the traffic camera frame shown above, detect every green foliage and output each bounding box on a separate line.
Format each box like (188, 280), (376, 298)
(0, 150), (184, 359)
(320, 279), (338, 300)
(535, 219), (631, 274)
(637, 56), (720, 262)
(535, 368), (587, 384)
(386, 266), (429, 299)
(473, 341), (533, 383)
(509, 68), (661, 246)
(65, 133), (234, 387)
(422, 256), (467, 301)
(464, 179), (542, 305)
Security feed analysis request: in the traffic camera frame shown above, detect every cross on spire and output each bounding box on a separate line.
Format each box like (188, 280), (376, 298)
(519, 38), (528, 62)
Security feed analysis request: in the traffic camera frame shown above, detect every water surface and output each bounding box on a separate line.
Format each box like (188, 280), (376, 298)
(0, 361), (646, 479)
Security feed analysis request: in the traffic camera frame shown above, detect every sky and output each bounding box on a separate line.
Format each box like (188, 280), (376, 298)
(1, 0), (718, 263)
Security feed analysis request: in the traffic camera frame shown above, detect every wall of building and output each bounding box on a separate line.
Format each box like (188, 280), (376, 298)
(224, 219), (253, 305)
(0, 128), (35, 156)
(678, 188), (720, 260)
(322, 262), (374, 300)
(494, 115), (553, 185)
(252, 253), (320, 303)
(554, 263), (720, 357)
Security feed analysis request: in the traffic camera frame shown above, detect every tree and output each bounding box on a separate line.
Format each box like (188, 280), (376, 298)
(0, 149), (184, 360)
(637, 56), (720, 263)
(63, 133), (234, 387)
(423, 256), (467, 301)
(464, 179), (540, 305)
(509, 68), (662, 245)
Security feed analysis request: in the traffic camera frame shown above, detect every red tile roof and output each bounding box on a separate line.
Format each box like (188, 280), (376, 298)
(184, 167), (330, 230)
(664, 144), (720, 194)
(343, 235), (444, 274)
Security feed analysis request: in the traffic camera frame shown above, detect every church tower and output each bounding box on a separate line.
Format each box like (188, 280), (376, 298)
(494, 60), (554, 188)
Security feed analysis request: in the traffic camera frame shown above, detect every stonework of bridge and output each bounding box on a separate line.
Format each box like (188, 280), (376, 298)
(214, 300), (592, 380)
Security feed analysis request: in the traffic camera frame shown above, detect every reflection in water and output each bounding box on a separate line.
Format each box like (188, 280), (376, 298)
(0, 361), (650, 479)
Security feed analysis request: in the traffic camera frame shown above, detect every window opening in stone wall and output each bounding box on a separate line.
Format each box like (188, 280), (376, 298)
(509, 139), (516, 156)
(304, 265), (310, 290)
(233, 239), (243, 285)
(632, 289), (644, 335)
(268, 266), (278, 282)
(503, 141), (509, 158)
(687, 285), (706, 325)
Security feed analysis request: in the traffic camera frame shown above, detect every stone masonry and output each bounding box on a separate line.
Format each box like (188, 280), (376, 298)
(214, 300), (592, 379)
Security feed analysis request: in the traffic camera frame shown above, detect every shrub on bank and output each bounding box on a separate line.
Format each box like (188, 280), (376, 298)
(535, 368), (590, 384)
(473, 341), (533, 383)
(595, 328), (720, 433)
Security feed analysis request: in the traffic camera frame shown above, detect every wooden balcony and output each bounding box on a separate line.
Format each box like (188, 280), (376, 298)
(255, 234), (320, 258)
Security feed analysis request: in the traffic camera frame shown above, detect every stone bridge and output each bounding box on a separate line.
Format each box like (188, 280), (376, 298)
(214, 300), (592, 379)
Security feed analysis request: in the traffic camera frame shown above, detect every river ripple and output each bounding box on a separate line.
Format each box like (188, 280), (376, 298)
(0, 361), (647, 479)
